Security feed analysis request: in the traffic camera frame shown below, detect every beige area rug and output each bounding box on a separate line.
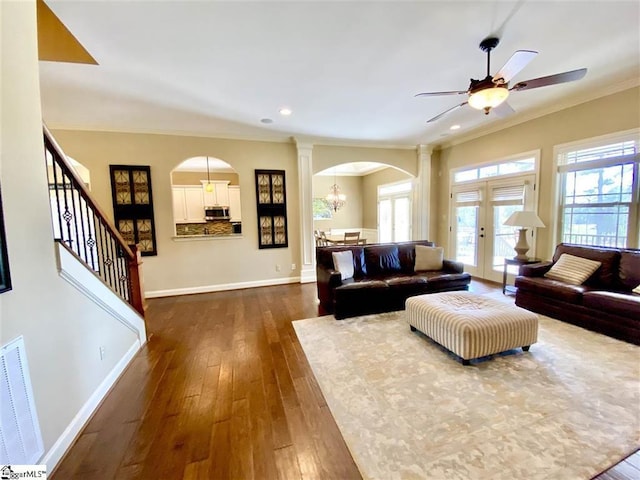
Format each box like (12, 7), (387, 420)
(293, 297), (640, 480)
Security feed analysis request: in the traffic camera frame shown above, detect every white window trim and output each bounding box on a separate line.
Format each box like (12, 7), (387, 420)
(450, 149), (541, 186)
(378, 180), (413, 242)
(551, 128), (640, 250)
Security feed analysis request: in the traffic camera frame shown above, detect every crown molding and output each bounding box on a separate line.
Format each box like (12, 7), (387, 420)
(46, 122), (421, 150)
(45, 122), (296, 144)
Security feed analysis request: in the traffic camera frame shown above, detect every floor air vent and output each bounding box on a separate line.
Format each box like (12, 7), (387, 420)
(0, 336), (44, 464)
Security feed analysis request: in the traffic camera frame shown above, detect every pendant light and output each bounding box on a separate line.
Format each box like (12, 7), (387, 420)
(205, 156), (214, 192)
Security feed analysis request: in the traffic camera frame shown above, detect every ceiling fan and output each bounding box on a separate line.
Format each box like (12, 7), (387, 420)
(415, 37), (587, 123)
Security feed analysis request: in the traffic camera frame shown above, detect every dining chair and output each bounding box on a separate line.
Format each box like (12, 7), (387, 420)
(315, 231), (329, 247)
(343, 231), (360, 245)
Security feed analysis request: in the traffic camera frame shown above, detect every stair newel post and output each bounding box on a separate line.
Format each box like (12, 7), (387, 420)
(127, 244), (146, 317)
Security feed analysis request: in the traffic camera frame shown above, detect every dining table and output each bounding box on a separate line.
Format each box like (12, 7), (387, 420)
(325, 235), (367, 245)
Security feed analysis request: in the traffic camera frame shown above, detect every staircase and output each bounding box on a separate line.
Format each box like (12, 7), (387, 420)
(44, 126), (145, 318)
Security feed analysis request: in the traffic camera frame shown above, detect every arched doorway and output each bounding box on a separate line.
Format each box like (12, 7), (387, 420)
(313, 162), (412, 244)
(170, 156), (242, 237)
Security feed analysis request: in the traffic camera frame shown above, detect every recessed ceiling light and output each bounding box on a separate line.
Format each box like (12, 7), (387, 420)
(260, 118), (273, 124)
(450, 124), (461, 130)
(279, 108), (292, 116)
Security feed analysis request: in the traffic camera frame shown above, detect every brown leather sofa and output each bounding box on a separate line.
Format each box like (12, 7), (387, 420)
(515, 243), (640, 345)
(316, 241), (471, 319)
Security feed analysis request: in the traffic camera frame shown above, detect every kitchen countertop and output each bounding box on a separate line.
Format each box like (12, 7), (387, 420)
(172, 233), (243, 241)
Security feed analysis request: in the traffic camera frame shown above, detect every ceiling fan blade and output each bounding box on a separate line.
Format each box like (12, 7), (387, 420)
(426, 102), (468, 123)
(494, 50), (538, 84)
(510, 68), (587, 91)
(415, 90), (467, 97)
(492, 101), (515, 118)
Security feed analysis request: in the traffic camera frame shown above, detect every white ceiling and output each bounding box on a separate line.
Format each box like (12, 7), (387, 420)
(316, 162), (388, 176)
(173, 156), (235, 173)
(40, 1), (640, 148)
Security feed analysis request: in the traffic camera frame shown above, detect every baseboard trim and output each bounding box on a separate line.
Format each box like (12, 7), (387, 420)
(145, 276), (302, 298)
(41, 339), (141, 471)
(300, 268), (317, 284)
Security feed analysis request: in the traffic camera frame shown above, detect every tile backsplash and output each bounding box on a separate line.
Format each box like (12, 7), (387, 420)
(176, 220), (234, 236)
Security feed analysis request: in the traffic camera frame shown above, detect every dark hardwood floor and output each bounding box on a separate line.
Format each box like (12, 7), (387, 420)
(51, 279), (638, 479)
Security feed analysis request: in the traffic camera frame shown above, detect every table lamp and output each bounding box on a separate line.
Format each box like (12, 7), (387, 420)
(503, 211), (546, 260)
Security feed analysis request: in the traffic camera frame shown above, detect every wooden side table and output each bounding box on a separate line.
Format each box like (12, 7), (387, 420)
(503, 257), (541, 295)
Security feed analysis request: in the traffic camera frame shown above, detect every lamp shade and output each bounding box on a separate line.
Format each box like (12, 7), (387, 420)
(468, 86), (509, 110)
(503, 211), (546, 228)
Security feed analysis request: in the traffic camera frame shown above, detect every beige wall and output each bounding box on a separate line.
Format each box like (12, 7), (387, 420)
(312, 175), (363, 231)
(361, 167), (413, 230)
(435, 86), (640, 259)
(1, 0), (137, 458)
(171, 171), (239, 186)
(51, 130), (302, 293)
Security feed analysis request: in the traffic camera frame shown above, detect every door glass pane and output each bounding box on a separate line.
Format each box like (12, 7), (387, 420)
(494, 205), (521, 272)
(455, 206), (478, 266)
(393, 197), (410, 241)
(379, 199), (392, 243)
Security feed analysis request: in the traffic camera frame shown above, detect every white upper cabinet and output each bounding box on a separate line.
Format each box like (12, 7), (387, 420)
(201, 180), (230, 206)
(228, 185), (242, 222)
(173, 186), (205, 223)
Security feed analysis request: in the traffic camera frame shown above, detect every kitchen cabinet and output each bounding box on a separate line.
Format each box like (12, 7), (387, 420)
(172, 186), (205, 223)
(228, 185), (242, 221)
(201, 180), (230, 206)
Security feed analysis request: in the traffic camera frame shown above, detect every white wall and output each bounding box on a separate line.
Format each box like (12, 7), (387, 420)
(1, 0), (139, 467)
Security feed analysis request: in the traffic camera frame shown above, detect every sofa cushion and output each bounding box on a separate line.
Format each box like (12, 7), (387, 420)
(583, 291), (640, 319)
(384, 276), (427, 287)
(415, 245), (444, 271)
(552, 244), (619, 288)
(618, 250), (640, 291)
(332, 250), (354, 281)
(365, 245), (401, 275)
(334, 279), (388, 292)
(417, 272), (472, 290)
(634, 284), (640, 295)
(515, 276), (590, 304)
(544, 253), (601, 285)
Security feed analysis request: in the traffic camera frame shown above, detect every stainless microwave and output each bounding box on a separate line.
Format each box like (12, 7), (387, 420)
(204, 206), (230, 220)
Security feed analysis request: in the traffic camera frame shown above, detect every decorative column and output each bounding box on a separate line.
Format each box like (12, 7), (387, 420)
(414, 144), (433, 240)
(295, 140), (316, 283)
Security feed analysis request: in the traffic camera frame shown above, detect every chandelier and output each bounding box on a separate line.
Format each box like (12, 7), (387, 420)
(326, 183), (346, 212)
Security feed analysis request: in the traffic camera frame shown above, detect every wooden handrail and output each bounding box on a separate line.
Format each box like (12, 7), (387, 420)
(43, 125), (134, 259)
(44, 126), (144, 316)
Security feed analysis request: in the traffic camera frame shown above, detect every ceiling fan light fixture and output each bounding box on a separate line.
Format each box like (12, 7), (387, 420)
(468, 85), (509, 110)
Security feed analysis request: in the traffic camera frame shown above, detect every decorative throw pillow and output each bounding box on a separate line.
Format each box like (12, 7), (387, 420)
(332, 250), (354, 281)
(415, 245), (444, 271)
(544, 253), (602, 285)
(633, 284), (640, 294)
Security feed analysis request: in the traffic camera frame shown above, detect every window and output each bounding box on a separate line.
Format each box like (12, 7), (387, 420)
(556, 132), (639, 248)
(454, 157), (535, 183)
(313, 197), (332, 220)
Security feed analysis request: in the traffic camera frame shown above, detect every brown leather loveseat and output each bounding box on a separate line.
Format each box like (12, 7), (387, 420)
(515, 243), (640, 345)
(316, 240), (471, 319)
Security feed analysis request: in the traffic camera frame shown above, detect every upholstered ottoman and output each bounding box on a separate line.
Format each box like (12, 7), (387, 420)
(405, 291), (538, 365)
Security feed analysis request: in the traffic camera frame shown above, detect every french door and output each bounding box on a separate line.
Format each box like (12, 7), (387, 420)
(450, 174), (536, 282)
(378, 182), (412, 243)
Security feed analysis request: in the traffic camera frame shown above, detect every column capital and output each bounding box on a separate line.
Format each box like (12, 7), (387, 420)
(293, 137), (314, 152)
(417, 144), (433, 156)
